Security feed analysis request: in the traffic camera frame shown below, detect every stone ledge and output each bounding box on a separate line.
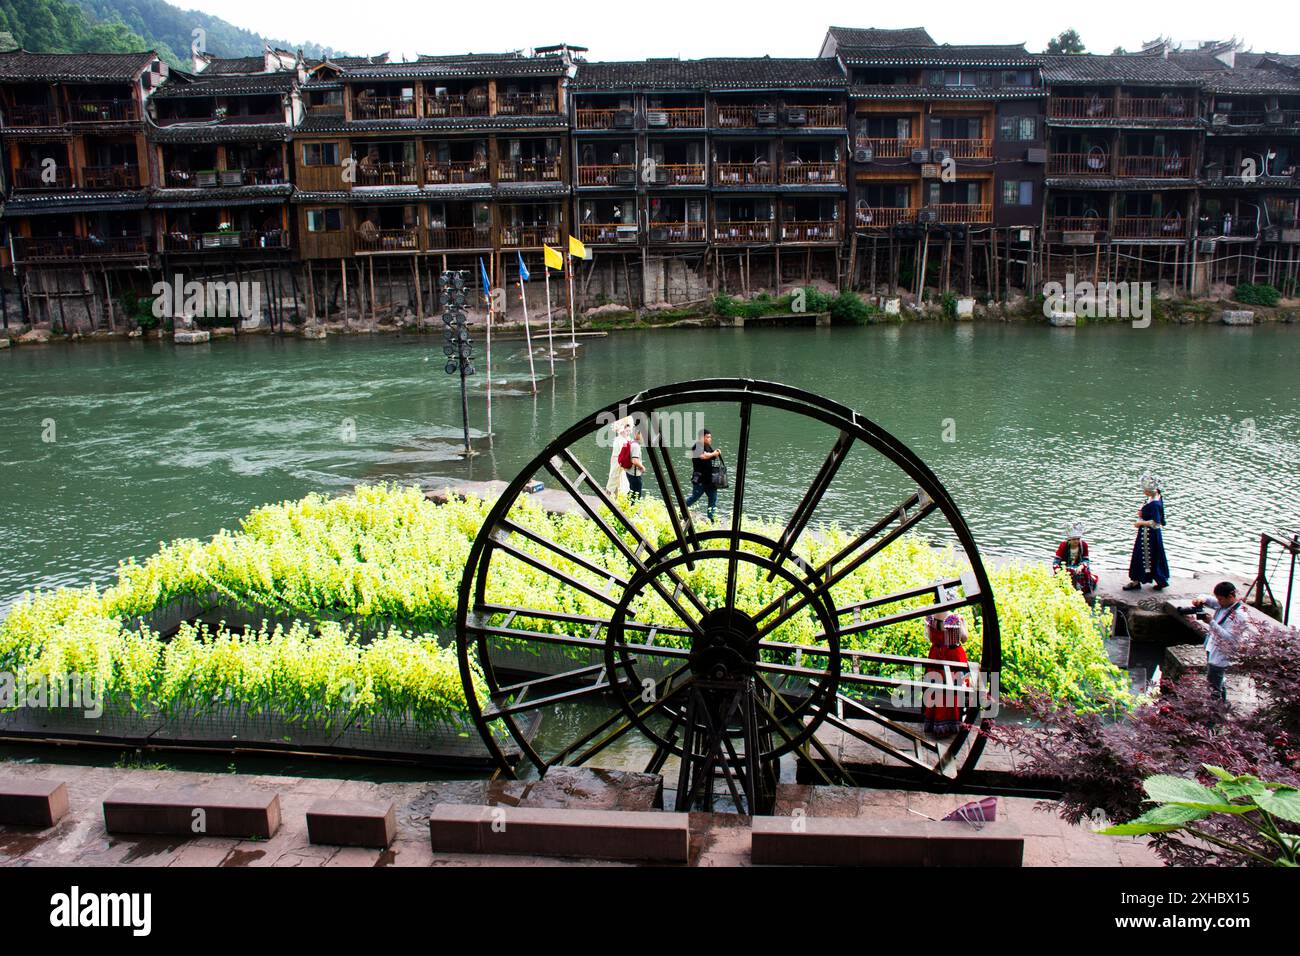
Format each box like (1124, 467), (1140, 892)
(0, 777), (70, 827)
(429, 804), (689, 862)
(306, 799), (396, 849)
(103, 786), (281, 839)
(751, 816), (1023, 866)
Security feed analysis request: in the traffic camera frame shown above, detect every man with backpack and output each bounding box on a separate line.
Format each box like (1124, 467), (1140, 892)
(684, 429), (722, 520)
(619, 429), (645, 499)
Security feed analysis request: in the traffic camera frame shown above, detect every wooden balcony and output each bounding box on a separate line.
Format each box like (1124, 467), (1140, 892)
(1117, 97), (1195, 120)
(853, 137), (922, 159)
(1047, 151), (1111, 176)
(931, 138), (993, 160)
(353, 97), (416, 120)
(577, 164), (636, 186)
(355, 161), (418, 187)
(715, 162), (774, 186)
(1112, 215), (1188, 239)
(715, 105), (763, 128)
(80, 165), (141, 190)
(1048, 216), (1108, 233)
(931, 203), (992, 224)
(162, 230), (289, 252)
(5, 103), (57, 126)
(648, 107), (705, 129)
(579, 222), (638, 244)
(653, 163), (706, 186)
(165, 167), (286, 187)
(14, 235), (148, 261)
(855, 206), (916, 229)
(648, 221), (706, 242)
(355, 227), (420, 253)
(497, 158), (562, 183)
(713, 221), (773, 243)
(780, 162), (842, 185)
(575, 108), (619, 130)
(781, 220), (841, 242)
(1049, 97), (1116, 120)
(428, 226), (492, 250)
(1117, 154), (1190, 178)
(66, 100), (138, 123)
(11, 167), (72, 190)
(1213, 110), (1300, 128)
(501, 224), (561, 247)
(496, 92), (558, 116)
(788, 104), (845, 128)
(425, 94), (489, 118)
(424, 161), (490, 184)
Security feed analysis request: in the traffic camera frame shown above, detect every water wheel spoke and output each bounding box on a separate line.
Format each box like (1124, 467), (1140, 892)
(484, 663), (637, 719)
(477, 603), (693, 643)
(824, 588), (979, 642)
(766, 429), (854, 580)
(820, 710), (943, 776)
(468, 612), (692, 661)
(644, 412), (701, 567)
(755, 657), (974, 700)
(494, 518), (631, 591)
(488, 531), (624, 609)
(725, 400), (754, 611)
(751, 675), (838, 785)
(565, 667), (695, 766)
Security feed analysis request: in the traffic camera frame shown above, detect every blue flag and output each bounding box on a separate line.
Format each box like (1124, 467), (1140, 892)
(518, 251), (530, 283)
(479, 258), (491, 301)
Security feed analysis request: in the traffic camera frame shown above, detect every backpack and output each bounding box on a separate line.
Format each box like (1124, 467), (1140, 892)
(711, 454), (728, 490)
(617, 440), (633, 470)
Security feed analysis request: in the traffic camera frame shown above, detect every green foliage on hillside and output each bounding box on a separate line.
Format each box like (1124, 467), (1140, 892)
(0, 0), (155, 56)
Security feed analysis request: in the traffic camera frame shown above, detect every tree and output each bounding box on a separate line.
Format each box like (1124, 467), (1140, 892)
(1046, 29), (1086, 55)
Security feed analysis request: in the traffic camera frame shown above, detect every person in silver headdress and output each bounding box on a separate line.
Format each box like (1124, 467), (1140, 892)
(1053, 521), (1098, 598)
(1123, 471), (1170, 591)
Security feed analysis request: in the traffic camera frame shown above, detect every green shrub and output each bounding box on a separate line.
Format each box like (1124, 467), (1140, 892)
(1234, 283), (1281, 307)
(829, 291), (876, 325)
(120, 291), (161, 332)
(795, 285), (836, 314)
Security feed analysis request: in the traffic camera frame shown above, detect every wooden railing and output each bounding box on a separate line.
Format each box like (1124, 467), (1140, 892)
(66, 100), (137, 123)
(355, 227), (420, 252)
(579, 222), (639, 243)
(162, 230), (289, 252)
(496, 92), (558, 115)
(1050, 97), (1116, 120)
(715, 105), (761, 128)
(1112, 216), (1188, 239)
(648, 221), (706, 242)
(5, 104), (56, 126)
(577, 164), (636, 186)
(781, 220), (841, 242)
(654, 163), (706, 185)
(1117, 97), (1195, 120)
(166, 167), (286, 187)
(501, 224), (561, 247)
(789, 104), (845, 128)
(424, 161), (490, 184)
(355, 161), (418, 186)
(425, 94), (489, 118)
(12, 167), (72, 190)
(80, 165), (141, 190)
(497, 158), (562, 182)
(650, 107), (705, 128)
(853, 137), (922, 159)
(575, 108), (618, 129)
(14, 235), (148, 260)
(930, 138), (993, 160)
(713, 221), (773, 243)
(428, 226), (492, 250)
(353, 96), (416, 120)
(1048, 216), (1108, 233)
(714, 162), (774, 186)
(1048, 151), (1111, 175)
(1198, 217), (1260, 239)
(1117, 154), (1190, 177)
(855, 207), (916, 228)
(780, 162), (842, 184)
(931, 203), (992, 224)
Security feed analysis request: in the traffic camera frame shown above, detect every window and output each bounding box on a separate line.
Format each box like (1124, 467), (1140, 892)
(1003, 71), (1034, 87)
(306, 208), (342, 231)
(1001, 180), (1034, 205)
(999, 116), (1038, 141)
(303, 142), (339, 166)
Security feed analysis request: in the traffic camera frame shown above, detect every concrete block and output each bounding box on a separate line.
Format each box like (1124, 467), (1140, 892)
(1049, 311), (1077, 327)
(0, 778), (70, 827)
(173, 329), (211, 344)
(752, 816), (1023, 866)
(1222, 310), (1255, 325)
(306, 799), (396, 849)
(103, 787), (281, 839)
(429, 804), (689, 863)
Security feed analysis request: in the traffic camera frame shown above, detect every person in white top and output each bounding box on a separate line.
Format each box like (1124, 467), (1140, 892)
(604, 417), (631, 496)
(1191, 581), (1246, 701)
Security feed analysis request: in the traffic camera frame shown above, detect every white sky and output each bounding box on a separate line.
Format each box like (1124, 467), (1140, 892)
(180, 0), (1298, 61)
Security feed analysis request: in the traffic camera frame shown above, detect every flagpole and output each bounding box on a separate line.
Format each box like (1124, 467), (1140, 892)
(567, 254), (577, 351)
(485, 257), (493, 442)
(518, 265), (537, 394)
(543, 264), (555, 378)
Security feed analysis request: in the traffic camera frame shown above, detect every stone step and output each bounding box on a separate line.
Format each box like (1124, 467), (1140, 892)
(306, 799), (396, 849)
(103, 787), (281, 839)
(751, 816), (1023, 866)
(0, 777), (70, 827)
(429, 804), (690, 863)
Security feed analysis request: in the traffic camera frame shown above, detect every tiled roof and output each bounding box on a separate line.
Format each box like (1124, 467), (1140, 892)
(1040, 54), (1199, 85)
(294, 114), (566, 134)
(147, 122), (291, 143)
(199, 57), (267, 76)
(1045, 177), (1197, 190)
(572, 58), (846, 91)
(2, 191), (148, 214)
(826, 27), (937, 50)
(344, 54), (568, 79)
(1199, 66), (1300, 94)
(848, 83), (1045, 100)
(150, 184), (293, 204)
(0, 50), (156, 82)
(153, 71), (298, 99)
(840, 44), (1037, 67)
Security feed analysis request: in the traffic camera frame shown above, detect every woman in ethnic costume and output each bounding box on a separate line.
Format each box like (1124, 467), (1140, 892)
(1124, 472), (1170, 591)
(922, 612), (971, 738)
(1053, 521), (1098, 598)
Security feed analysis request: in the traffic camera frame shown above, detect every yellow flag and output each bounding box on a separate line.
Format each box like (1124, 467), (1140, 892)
(568, 235), (589, 260)
(543, 244), (564, 271)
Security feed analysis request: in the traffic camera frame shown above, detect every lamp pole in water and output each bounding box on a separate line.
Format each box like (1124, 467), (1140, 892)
(439, 270), (475, 457)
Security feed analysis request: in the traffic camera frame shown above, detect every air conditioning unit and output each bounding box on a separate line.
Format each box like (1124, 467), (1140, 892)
(921, 163), (941, 178)
(1025, 148), (1047, 164)
(785, 107), (808, 125)
(218, 170), (243, 187)
(916, 208), (939, 224)
(853, 147), (873, 164)
(1197, 238), (1217, 254)
(1266, 110), (1284, 124)
(1063, 230), (1096, 245)
(1263, 226), (1282, 242)
(613, 110), (635, 128)
(911, 149), (930, 164)
(653, 168), (670, 184)
(930, 149), (951, 165)
(614, 168), (637, 185)
(646, 110), (669, 127)
(1211, 113), (1229, 126)
(616, 225), (638, 241)
(649, 227), (668, 242)
(756, 109), (779, 125)
(1282, 227), (1300, 244)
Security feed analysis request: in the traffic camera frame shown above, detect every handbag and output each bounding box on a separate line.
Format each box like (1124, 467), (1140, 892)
(711, 454), (729, 490)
